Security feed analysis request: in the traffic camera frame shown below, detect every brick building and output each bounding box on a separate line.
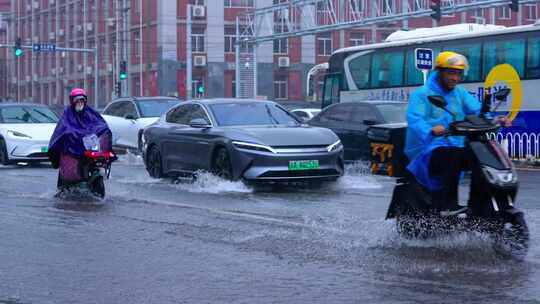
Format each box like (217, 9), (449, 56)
(1, 0), (538, 106)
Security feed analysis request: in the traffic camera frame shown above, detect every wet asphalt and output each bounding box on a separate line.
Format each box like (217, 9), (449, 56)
(0, 155), (539, 304)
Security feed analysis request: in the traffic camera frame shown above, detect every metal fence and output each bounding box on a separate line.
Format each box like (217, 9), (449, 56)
(489, 132), (540, 161)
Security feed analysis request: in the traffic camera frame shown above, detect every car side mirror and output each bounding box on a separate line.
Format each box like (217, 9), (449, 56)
(189, 118), (211, 128)
(124, 114), (136, 120)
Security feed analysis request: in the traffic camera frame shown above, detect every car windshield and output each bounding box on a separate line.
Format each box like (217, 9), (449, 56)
(376, 103), (407, 123)
(137, 99), (180, 118)
(210, 102), (299, 127)
(0, 106), (58, 124)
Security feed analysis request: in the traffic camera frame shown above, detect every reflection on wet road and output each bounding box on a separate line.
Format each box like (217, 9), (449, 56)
(0, 156), (539, 303)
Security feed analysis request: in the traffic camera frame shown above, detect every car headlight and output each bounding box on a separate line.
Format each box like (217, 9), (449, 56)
(327, 140), (342, 152)
(232, 141), (276, 154)
(7, 130), (32, 139)
(482, 165), (517, 186)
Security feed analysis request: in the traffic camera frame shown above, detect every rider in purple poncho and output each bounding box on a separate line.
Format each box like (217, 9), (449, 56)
(48, 88), (112, 169)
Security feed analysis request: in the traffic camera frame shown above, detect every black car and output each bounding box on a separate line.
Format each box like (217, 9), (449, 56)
(142, 99), (344, 182)
(308, 101), (407, 160)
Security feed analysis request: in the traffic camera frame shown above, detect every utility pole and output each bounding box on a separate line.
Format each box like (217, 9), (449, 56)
(186, 4), (192, 100)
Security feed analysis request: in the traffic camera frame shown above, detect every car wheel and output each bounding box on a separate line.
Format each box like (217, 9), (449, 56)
(213, 147), (233, 180)
(146, 145), (163, 178)
(0, 137), (10, 165)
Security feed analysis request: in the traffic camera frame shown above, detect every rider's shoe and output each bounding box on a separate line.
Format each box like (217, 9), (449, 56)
(440, 206), (468, 217)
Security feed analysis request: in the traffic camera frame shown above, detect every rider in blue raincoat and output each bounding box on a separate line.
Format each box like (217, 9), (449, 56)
(405, 51), (480, 215)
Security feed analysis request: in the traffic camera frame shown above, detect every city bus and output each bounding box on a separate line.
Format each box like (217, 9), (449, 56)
(321, 22), (540, 159)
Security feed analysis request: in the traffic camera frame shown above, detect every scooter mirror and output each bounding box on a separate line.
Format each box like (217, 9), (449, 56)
(428, 95), (447, 109)
(494, 88), (511, 101)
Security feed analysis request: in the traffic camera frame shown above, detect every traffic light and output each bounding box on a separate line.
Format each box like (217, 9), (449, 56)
(509, 0), (519, 12)
(430, 0), (442, 21)
(14, 37), (23, 57)
(115, 81), (122, 96)
(119, 61), (127, 80)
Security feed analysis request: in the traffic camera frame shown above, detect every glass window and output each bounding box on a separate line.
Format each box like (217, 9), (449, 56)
(137, 99), (180, 118)
(190, 105), (211, 124)
(210, 103), (298, 126)
(191, 28), (205, 53)
(166, 105), (192, 125)
(274, 75), (288, 100)
(375, 103), (407, 123)
(349, 32), (365, 47)
(224, 0), (253, 7)
(370, 50), (404, 88)
(348, 54), (371, 89)
(483, 39), (526, 79)
(124, 102), (138, 118)
(0, 106), (58, 124)
(527, 37), (540, 79)
(445, 42), (482, 82)
(404, 50), (423, 86)
(350, 105), (379, 124)
(103, 101), (126, 117)
(224, 27), (236, 53)
(317, 33), (332, 56)
(319, 104), (352, 123)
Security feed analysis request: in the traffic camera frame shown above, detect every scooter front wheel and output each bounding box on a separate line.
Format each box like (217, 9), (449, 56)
(493, 213), (529, 261)
(89, 176), (105, 198)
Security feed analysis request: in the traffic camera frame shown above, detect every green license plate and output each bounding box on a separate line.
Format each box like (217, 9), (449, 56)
(41, 147), (48, 153)
(288, 160), (320, 171)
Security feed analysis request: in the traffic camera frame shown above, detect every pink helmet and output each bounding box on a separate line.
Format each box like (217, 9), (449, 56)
(69, 88), (87, 105)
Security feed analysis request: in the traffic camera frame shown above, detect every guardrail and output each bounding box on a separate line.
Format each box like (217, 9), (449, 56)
(489, 132), (540, 161)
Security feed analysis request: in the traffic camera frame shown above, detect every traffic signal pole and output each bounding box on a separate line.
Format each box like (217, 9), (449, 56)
(0, 43), (99, 108)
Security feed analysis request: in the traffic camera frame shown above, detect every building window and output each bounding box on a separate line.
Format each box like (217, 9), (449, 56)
(499, 6), (511, 20)
(349, 32), (365, 46)
(525, 4), (538, 20)
(189, 0), (205, 5)
(273, 24), (288, 54)
(224, 0), (254, 7)
(133, 31), (140, 58)
(317, 33), (332, 56)
(192, 28), (205, 53)
(471, 8), (484, 19)
(274, 75), (288, 100)
(225, 27), (236, 53)
(351, 0), (364, 13)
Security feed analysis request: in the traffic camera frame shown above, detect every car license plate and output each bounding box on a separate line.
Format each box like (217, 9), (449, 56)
(41, 147), (48, 153)
(288, 160), (319, 171)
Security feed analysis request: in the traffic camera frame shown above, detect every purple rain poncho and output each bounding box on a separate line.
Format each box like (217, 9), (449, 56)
(48, 105), (112, 166)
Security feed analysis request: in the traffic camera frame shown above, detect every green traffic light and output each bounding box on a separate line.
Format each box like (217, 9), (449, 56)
(15, 48), (23, 57)
(119, 73), (127, 80)
(198, 86), (204, 94)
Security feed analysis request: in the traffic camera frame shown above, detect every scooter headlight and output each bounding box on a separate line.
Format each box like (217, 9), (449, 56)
(482, 166), (517, 186)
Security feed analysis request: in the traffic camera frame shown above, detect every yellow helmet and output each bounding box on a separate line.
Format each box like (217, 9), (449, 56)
(435, 51), (469, 71)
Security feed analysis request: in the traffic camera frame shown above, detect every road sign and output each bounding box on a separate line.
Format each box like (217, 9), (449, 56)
(32, 43), (56, 52)
(415, 48), (433, 70)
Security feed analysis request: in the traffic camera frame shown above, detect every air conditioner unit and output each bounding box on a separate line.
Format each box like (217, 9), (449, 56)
(50, 0), (55, 5)
(107, 18), (115, 27)
(86, 67), (92, 75)
(58, 67), (64, 74)
(58, 29), (65, 36)
(194, 55), (206, 67)
(26, 4), (32, 12)
(86, 23), (93, 32)
(278, 56), (290, 68)
(192, 5), (205, 17)
(49, 32), (55, 40)
(33, 74), (38, 81)
(77, 64), (83, 72)
(107, 63), (113, 72)
(76, 25), (83, 32)
(51, 68), (56, 75)
(33, 1), (39, 9)
(25, 75), (31, 82)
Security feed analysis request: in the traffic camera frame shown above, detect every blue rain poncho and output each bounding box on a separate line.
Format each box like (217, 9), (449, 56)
(405, 71), (480, 190)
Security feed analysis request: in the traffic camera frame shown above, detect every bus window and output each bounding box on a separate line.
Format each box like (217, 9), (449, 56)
(527, 37), (540, 79)
(483, 39), (526, 78)
(349, 54), (371, 89)
(404, 50), (423, 86)
(370, 51), (404, 88)
(446, 42), (481, 82)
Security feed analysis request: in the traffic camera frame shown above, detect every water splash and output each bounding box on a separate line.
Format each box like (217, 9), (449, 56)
(172, 171), (252, 194)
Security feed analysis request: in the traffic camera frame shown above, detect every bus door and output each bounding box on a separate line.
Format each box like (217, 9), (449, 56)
(322, 73), (341, 109)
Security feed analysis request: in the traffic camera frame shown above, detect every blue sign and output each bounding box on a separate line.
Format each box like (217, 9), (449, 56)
(415, 48), (433, 70)
(32, 43), (56, 52)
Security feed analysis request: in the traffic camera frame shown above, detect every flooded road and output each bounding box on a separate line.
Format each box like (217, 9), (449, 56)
(1, 156), (539, 303)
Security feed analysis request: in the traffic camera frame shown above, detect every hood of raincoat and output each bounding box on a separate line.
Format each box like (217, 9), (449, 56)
(48, 105), (111, 157)
(404, 71), (481, 190)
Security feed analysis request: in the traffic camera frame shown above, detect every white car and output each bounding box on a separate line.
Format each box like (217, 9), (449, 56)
(0, 103), (59, 165)
(102, 97), (180, 151)
(291, 108), (321, 122)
